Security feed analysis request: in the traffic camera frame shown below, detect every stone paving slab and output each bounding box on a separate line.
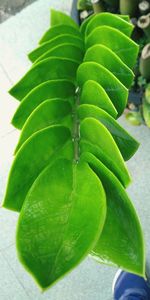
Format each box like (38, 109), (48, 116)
(0, 1), (150, 299)
(0, 0), (37, 23)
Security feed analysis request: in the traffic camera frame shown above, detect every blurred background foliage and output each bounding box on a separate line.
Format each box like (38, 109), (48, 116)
(77, 0), (150, 127)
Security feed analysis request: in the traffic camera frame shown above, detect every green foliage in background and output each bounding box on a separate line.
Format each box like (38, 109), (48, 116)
(2, 10), (145, 289)
(77, 0), (119, 11)
(126, 83), (150, 128)
(77, 0), (92, 10)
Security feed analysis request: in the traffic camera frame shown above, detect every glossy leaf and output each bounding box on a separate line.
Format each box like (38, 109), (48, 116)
(80, 80), (117, 118)
(28, 34), (84, 63)
(39, 24), (82, 44)
(81, 152), (145, 277)
(50, 9), (79, 29)
(80, 118), (131, 187)
(9, 58), (79, 101)
(80, 13), (130, 36)
(85, 26), (139, 69)
(80, 14), (93, 36)
(84, 45), (134, 88)
(77, 61), (128, 116)
(17, 158), (106, 289)
(3, 126), (73, 212)
(85, 12), (133, 37)
(118, 15), (130, 22)
(15, 99), (72, 153)
(11, 80), (75, 129)
(80, 139), (130, 188)
(78, 104), (139, 160)
(35, 43), (84, 64)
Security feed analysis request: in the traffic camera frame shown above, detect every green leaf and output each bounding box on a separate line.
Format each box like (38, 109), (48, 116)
(84, 44), (134, 88)
(11, 80), (75, 129)
(80, 118), (131, 187)
(9, 58), (79, 101)
(28, 34), (84, 63)
(119, 15), (130, 22)
(145, 84), (150, 104)
(78, 104), (139, 160)
(15, 99), (72, 153)
(77, 61), (128, 116)
(35, 43), (84, 64)
(85, 26), (139, 69)
(39, 24), (82, 44)
(3, 126), (73, 212)
(80, 80), (117, 118)
(77, 0), (92, 10)
(85, 12), (133, 37)
(126, 111), (143, 126)
(143, 99), (150, 127)
(16, 158), (106, 289)
(50, 9), (79, 29)
(81, 152), (145, 277)
(80, 14), (93, 36)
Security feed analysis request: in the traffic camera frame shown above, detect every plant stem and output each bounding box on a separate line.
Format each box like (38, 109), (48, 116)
(140, 43), (150, 80)
(91, 0), (105, 14)
(120, 0), (139, 17)
(72, 92), (80, 163)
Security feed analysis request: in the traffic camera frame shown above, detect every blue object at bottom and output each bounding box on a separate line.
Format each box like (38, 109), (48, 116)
(114, 271), (150, 300)
(119, 288), (148, 299)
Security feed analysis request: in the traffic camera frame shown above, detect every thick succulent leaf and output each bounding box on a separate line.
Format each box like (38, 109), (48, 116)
(80, 14), (130, 36)
(80, 139), (131, 190)
(84, 45), (134, 88)
(16, 158), (106, 289)
(85, 26), (139, 69)
(81, 152), (145, 277)
(80, 80), (117, 119)
(28, 35), (84, 63)
(9, 58), (79, 101)
(78, 104), (139, 161)
(77, 62), (128, 116)
(80, 15), (93, 36)
(3, 126), (73, 212)
(39, 24), (82, 44)
(35, 43), (84, 64)
(85, 13), (133, 37)
(15, 99), (72, 153)
(119, 15), (130, 22)
(50, 9), (79, 30)
(80, 118), (131, 187)
(12, 80), (75, 129)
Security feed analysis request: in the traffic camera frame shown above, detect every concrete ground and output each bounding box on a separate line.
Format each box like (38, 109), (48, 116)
(0, 1), (150, 299)
(0, 0), (36, 23)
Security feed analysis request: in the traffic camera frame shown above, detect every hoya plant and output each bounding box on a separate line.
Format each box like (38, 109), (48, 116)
(3, 9), (145, 289)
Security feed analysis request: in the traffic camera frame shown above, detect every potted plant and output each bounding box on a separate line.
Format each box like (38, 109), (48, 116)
(2, 9), (145, 289)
